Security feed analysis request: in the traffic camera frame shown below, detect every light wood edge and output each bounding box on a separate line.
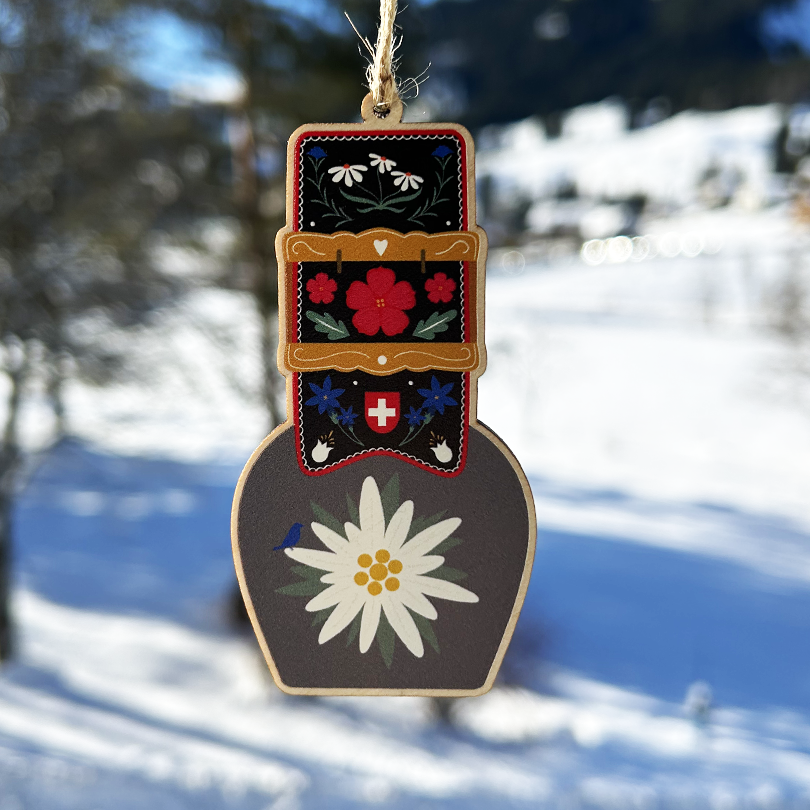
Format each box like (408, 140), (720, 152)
(230, 419), (537, 697)
(361, 93), (404, 126)
(228, 119), (533, 696)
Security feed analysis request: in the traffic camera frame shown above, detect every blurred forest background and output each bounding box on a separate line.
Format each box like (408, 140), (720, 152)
(2, 0), (809, 655)
(4, 0), (810, 806)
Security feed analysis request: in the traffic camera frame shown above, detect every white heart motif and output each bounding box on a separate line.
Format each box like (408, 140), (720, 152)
(373, 239), (388, 256)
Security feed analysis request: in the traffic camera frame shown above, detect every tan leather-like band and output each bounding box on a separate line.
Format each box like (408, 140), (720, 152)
(282, 228), (480, 263)
(284, 342), (480, 375)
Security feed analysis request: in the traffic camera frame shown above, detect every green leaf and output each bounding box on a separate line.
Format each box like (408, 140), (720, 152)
(357, 204), (405, 214)
(305, 310), (349, 341)
(380, 474), (400, 524)
(413, 310), (457, 341)
(432, 535), (463, 555)
(346, 611), (362, 647)
(407, 510), (447, 541)
(291, 565), (323, 581)
(310, 501), (345, 538)
(276, 580), (327, 597)
(339, 189), (379, 205)
(346, 492), (360, 526)
(413, 613), (440, 655)
(311, 608), (331, 627)
(388, 189), (423, 204)
(425, 566), (468, 582)
(377, 611), (395, 669)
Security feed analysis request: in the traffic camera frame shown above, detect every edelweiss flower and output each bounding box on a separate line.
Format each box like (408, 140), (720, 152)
(391, 170), (424, 191)
(286, 477), (478, 657)
(328, 163), (368, 187)
(369, 153), (397, 173)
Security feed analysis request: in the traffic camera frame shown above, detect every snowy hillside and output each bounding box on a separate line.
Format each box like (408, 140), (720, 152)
(3, 106), (810, 806)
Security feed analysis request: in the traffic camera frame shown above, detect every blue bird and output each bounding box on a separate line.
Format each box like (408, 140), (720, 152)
(273, 522), (303, 552)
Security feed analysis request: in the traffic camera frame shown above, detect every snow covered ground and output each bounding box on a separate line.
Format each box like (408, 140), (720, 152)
(4, 154), (810, 804)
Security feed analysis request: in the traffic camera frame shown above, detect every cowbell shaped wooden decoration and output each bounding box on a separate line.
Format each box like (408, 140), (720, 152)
(232, 96), (536, 696)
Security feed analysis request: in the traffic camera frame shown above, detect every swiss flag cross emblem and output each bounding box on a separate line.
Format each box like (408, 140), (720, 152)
(364, 392), (401, 434)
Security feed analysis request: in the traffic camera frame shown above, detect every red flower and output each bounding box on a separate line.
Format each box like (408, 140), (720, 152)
(306, 272), (338, 304)
(425, 272), (456, 304)
(346, 266), (416, 336)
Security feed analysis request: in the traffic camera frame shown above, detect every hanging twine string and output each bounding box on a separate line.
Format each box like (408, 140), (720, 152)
(345, 0), (401, 117)
(369, 0), (399, 114)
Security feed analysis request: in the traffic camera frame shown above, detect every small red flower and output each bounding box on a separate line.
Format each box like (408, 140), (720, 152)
(346, 266), (416, 336)
(425, 272), (456, 304)
(306, 272), (338, 304)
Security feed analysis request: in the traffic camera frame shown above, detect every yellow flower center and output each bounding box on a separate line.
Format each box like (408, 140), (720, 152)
(376, 298), (385, 308)
(356, 550), (402, 596)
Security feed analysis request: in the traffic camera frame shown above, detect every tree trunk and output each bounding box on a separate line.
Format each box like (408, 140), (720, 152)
(47, 350), (68, 439)
(0, 340), (29, 661)
(229, 102), (285, 434)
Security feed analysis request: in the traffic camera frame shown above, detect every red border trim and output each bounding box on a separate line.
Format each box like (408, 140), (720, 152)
(290, 128), (471, 478)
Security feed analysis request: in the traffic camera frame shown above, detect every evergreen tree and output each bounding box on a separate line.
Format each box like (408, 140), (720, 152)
(420, 0), (810, 128)
(0, 0), (229, 659)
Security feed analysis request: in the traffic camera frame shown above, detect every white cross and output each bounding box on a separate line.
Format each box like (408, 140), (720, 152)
(368, 398), (396, 427)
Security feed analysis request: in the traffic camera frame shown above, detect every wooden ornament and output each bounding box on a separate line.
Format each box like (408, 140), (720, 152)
(232, 94), (536, 696)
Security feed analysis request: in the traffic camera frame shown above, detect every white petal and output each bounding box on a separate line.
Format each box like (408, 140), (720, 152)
(401, 517), (461, 558)
(345, 174), (353, 187)
(369, 153), (381, 160)
(318, 592), (365, 644)
(327, 166), (343, 174)
(285, 548), (343, 571)
(383, 598), (424, 657)
(311, 522), (348, 553)
(344, 522), (372, 553)
(413, 575), (479, 603)
(349, 168), (362, 182)
(411, 173), (424, 183)
(403, 555), (444, 575)
(386, 159), (397, 168)
(352, 164), (367, 172)
(393, 175), (405, 187)
(359, 477), (385, 541)
(359, 597), (382, 653)
(396, 585), (438, 620)
(305, 584), (348, 612)
(330, 171), (344, 183)
(384, 500), (413, 551)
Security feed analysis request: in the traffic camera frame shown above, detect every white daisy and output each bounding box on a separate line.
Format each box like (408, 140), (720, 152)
(391, 170), (424, 191)
(285, 476), (478, 658)
(369, 153), (397, 173)
(327, 163), (367, 187)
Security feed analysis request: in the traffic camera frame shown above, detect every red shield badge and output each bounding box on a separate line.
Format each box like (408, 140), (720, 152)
(364, 392), (400, 434)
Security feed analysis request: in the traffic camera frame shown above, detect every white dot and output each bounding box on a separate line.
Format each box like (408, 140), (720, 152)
(353, 380), (358, 386)
(446, 221), (451, 226)
(310, 221), (315, 227)
(377, 355), (387, 366)
(408, 381), (413, 386)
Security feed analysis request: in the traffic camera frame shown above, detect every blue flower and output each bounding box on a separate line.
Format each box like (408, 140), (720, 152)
(432, 145), (453, 158)
(308, 146), (327, 159)
(338, 406), (358, 426)
(305, 376), (345, 414)
(405, 406), (424, 427)
(417, 376), (457, 415)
